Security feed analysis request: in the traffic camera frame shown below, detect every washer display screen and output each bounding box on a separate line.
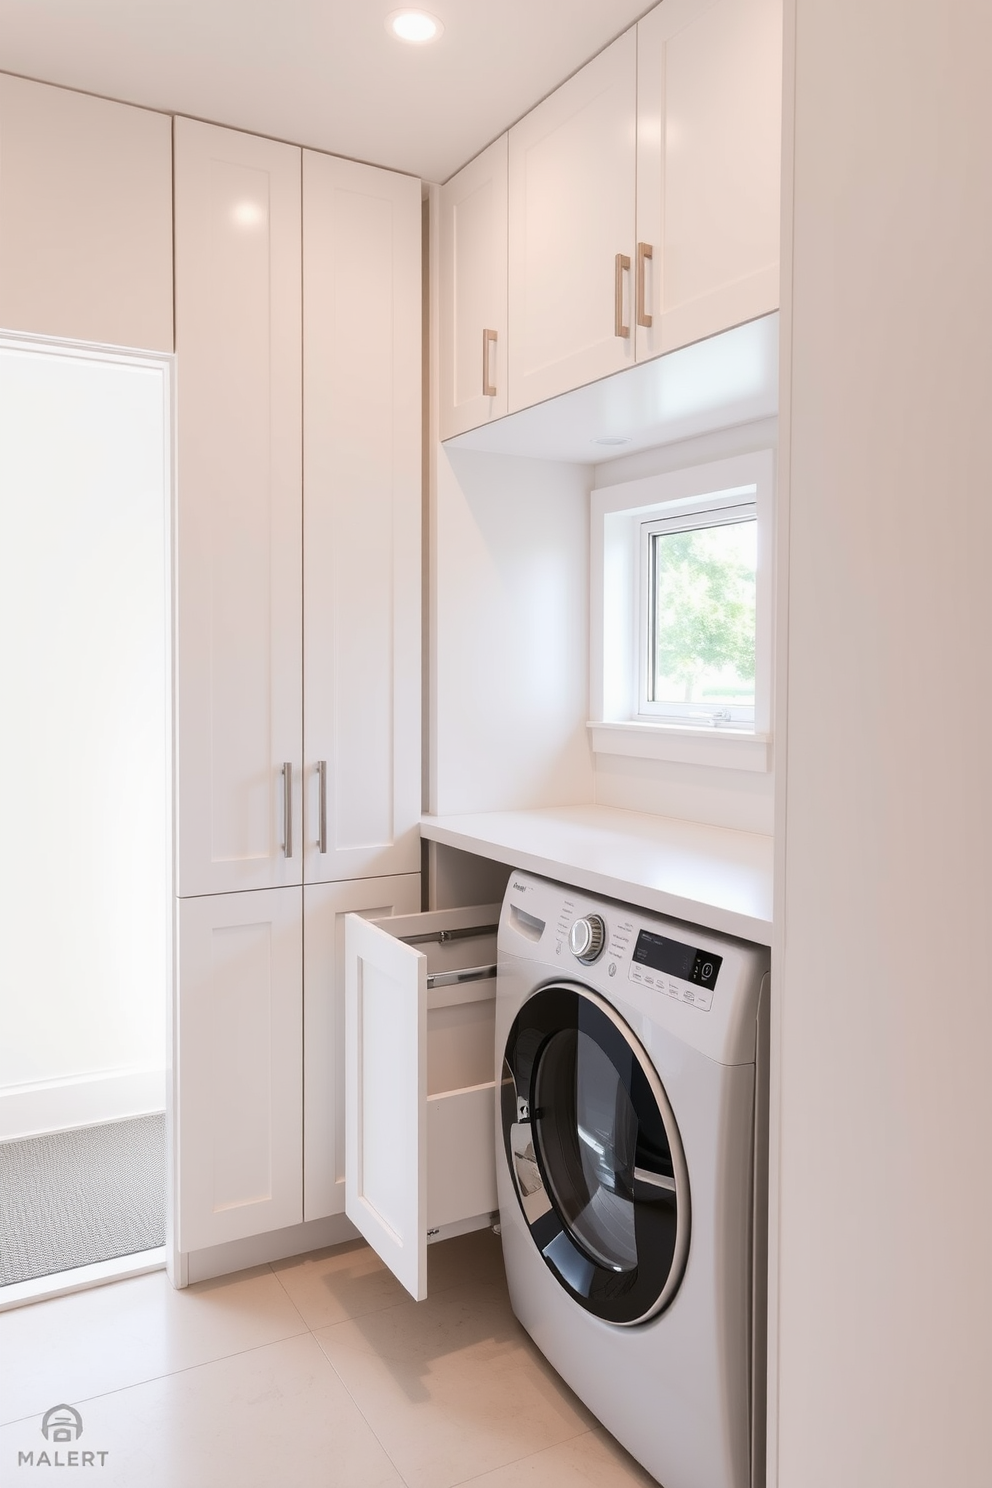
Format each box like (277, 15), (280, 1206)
(632, 931), (722, 991)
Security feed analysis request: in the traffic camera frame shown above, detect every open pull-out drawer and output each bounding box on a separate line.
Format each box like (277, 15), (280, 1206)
(344, 903), (501, 1300)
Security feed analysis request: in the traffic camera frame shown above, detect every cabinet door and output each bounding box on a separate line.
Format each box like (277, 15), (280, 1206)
(636, 0), (782, 360)
(345, 905), (500, 1300)
(176, 888), (302, 1253)
(0, 75), (173, 352)
(303, 873), (421, 1222)
(302, 151), (421, 886)
(345, 912), (428, 1299)
(439, 135), (508, 439)
(174, 120), (303, 898)
(507, 30), (636, 413)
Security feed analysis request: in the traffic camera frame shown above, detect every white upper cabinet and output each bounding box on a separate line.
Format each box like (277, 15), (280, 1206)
(507, 30), (637, 413)
(439, 1), (782, 431)
(439, 134), (508, 439)
(0, 74), (173, 351)
(635, 0), (782, 359)
(174, 119), (304, 898)
(302, 152), (422, 886)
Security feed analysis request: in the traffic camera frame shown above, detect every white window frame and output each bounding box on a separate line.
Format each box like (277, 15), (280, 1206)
(589, 451), (774, 772)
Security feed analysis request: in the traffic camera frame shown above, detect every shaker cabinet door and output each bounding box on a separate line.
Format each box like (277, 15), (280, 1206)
(176, 887), (303, 1253)
(344, 905), (500, 1301)
(303, 873), (421, 1223)
(174, 119), (304, 897)
(636, 0), (782, 360)
(507, 30), (636, 412)
(439, 134), (508, 439)
(302, 151), (421, 887)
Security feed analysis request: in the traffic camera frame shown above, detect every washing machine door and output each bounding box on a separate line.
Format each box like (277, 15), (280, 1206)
(501, 982), (690, 1326)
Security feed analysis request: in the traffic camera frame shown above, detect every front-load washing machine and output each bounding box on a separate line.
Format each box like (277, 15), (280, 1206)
(496, 872), (770, 1488)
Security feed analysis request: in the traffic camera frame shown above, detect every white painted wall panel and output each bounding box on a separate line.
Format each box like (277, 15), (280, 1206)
(431, 448), (595, 815)
(775, 3), (992, 1483)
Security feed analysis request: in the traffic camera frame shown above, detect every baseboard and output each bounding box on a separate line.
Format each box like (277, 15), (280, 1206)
(0, 1248), (166, 1313)
(183, 1213), (360, 1285)
(0, 1068), (167, 1142)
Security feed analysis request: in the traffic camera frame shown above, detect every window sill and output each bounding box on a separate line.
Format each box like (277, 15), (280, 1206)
(588, 720), (771, 772)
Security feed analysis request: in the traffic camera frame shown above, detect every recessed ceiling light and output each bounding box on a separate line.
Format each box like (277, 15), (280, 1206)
(591, 435), (632, 446)
(385, 9), (444, 43)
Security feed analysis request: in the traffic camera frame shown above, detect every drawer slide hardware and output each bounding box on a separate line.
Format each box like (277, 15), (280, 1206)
(400, 923), (498, 946)
(426, 963), (496, 990)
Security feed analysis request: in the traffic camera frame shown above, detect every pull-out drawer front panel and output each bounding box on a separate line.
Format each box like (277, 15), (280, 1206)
(345, 905), (500, 1300)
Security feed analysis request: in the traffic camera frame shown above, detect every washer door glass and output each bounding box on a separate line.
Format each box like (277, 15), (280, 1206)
(536, 1027), (639, 1271)
(502, 983), (689, 1327)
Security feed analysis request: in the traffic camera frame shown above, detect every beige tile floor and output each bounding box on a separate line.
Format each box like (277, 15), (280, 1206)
(0, 1229), (659, 1488)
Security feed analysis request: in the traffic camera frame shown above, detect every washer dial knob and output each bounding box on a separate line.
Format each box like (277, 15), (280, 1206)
(568, 914), (606, 964)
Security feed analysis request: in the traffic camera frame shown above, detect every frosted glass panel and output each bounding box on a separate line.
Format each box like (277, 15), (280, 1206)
(0, 343), (169, 1130)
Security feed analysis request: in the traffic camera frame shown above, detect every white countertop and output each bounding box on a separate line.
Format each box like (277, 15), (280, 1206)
(420, 805), (773, 946)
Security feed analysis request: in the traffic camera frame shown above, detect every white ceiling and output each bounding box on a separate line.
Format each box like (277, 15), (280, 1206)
(0, 0), (652, 183)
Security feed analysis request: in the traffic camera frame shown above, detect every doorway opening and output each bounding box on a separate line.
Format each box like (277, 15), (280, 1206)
(0, 335), (171, 1303)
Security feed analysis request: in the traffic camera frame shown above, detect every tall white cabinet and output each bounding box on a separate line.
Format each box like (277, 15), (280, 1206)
(174, 119), (422, 1257)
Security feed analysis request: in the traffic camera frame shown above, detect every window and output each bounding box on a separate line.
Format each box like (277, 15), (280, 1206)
(590, 451), (773, 771)
(640, 501), (757, 727)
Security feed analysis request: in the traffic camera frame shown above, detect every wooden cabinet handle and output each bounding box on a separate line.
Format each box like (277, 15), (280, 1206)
(614, 253), (631, 339)
(482, 328), (497, 397)
(636, 242), (653, 328)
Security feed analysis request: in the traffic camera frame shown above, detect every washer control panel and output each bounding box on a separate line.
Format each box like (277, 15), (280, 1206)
(629, 929), (722, 1012)
(533, 881), (724, 1013)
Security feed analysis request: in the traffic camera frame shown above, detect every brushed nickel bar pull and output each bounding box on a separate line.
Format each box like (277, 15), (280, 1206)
(482, 328), (497, 397)
(614, 253), (631, 338)
(317, 759), (327, 855)
(636, 242), (653, 328)
(282, 762), (293, 858)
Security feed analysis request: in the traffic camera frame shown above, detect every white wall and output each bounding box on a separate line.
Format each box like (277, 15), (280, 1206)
(430, 446), (595, 815)
(773, 3), (992, 1483)
(591, 417), (778, 834)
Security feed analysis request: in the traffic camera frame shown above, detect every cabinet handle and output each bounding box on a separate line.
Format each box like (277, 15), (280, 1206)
(317, 759), (327, 855)
(614, 253), (631, 339)
(482, 328), (497, 397)
(636, 242), (653, 328)
(282, 762), (293, 858)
